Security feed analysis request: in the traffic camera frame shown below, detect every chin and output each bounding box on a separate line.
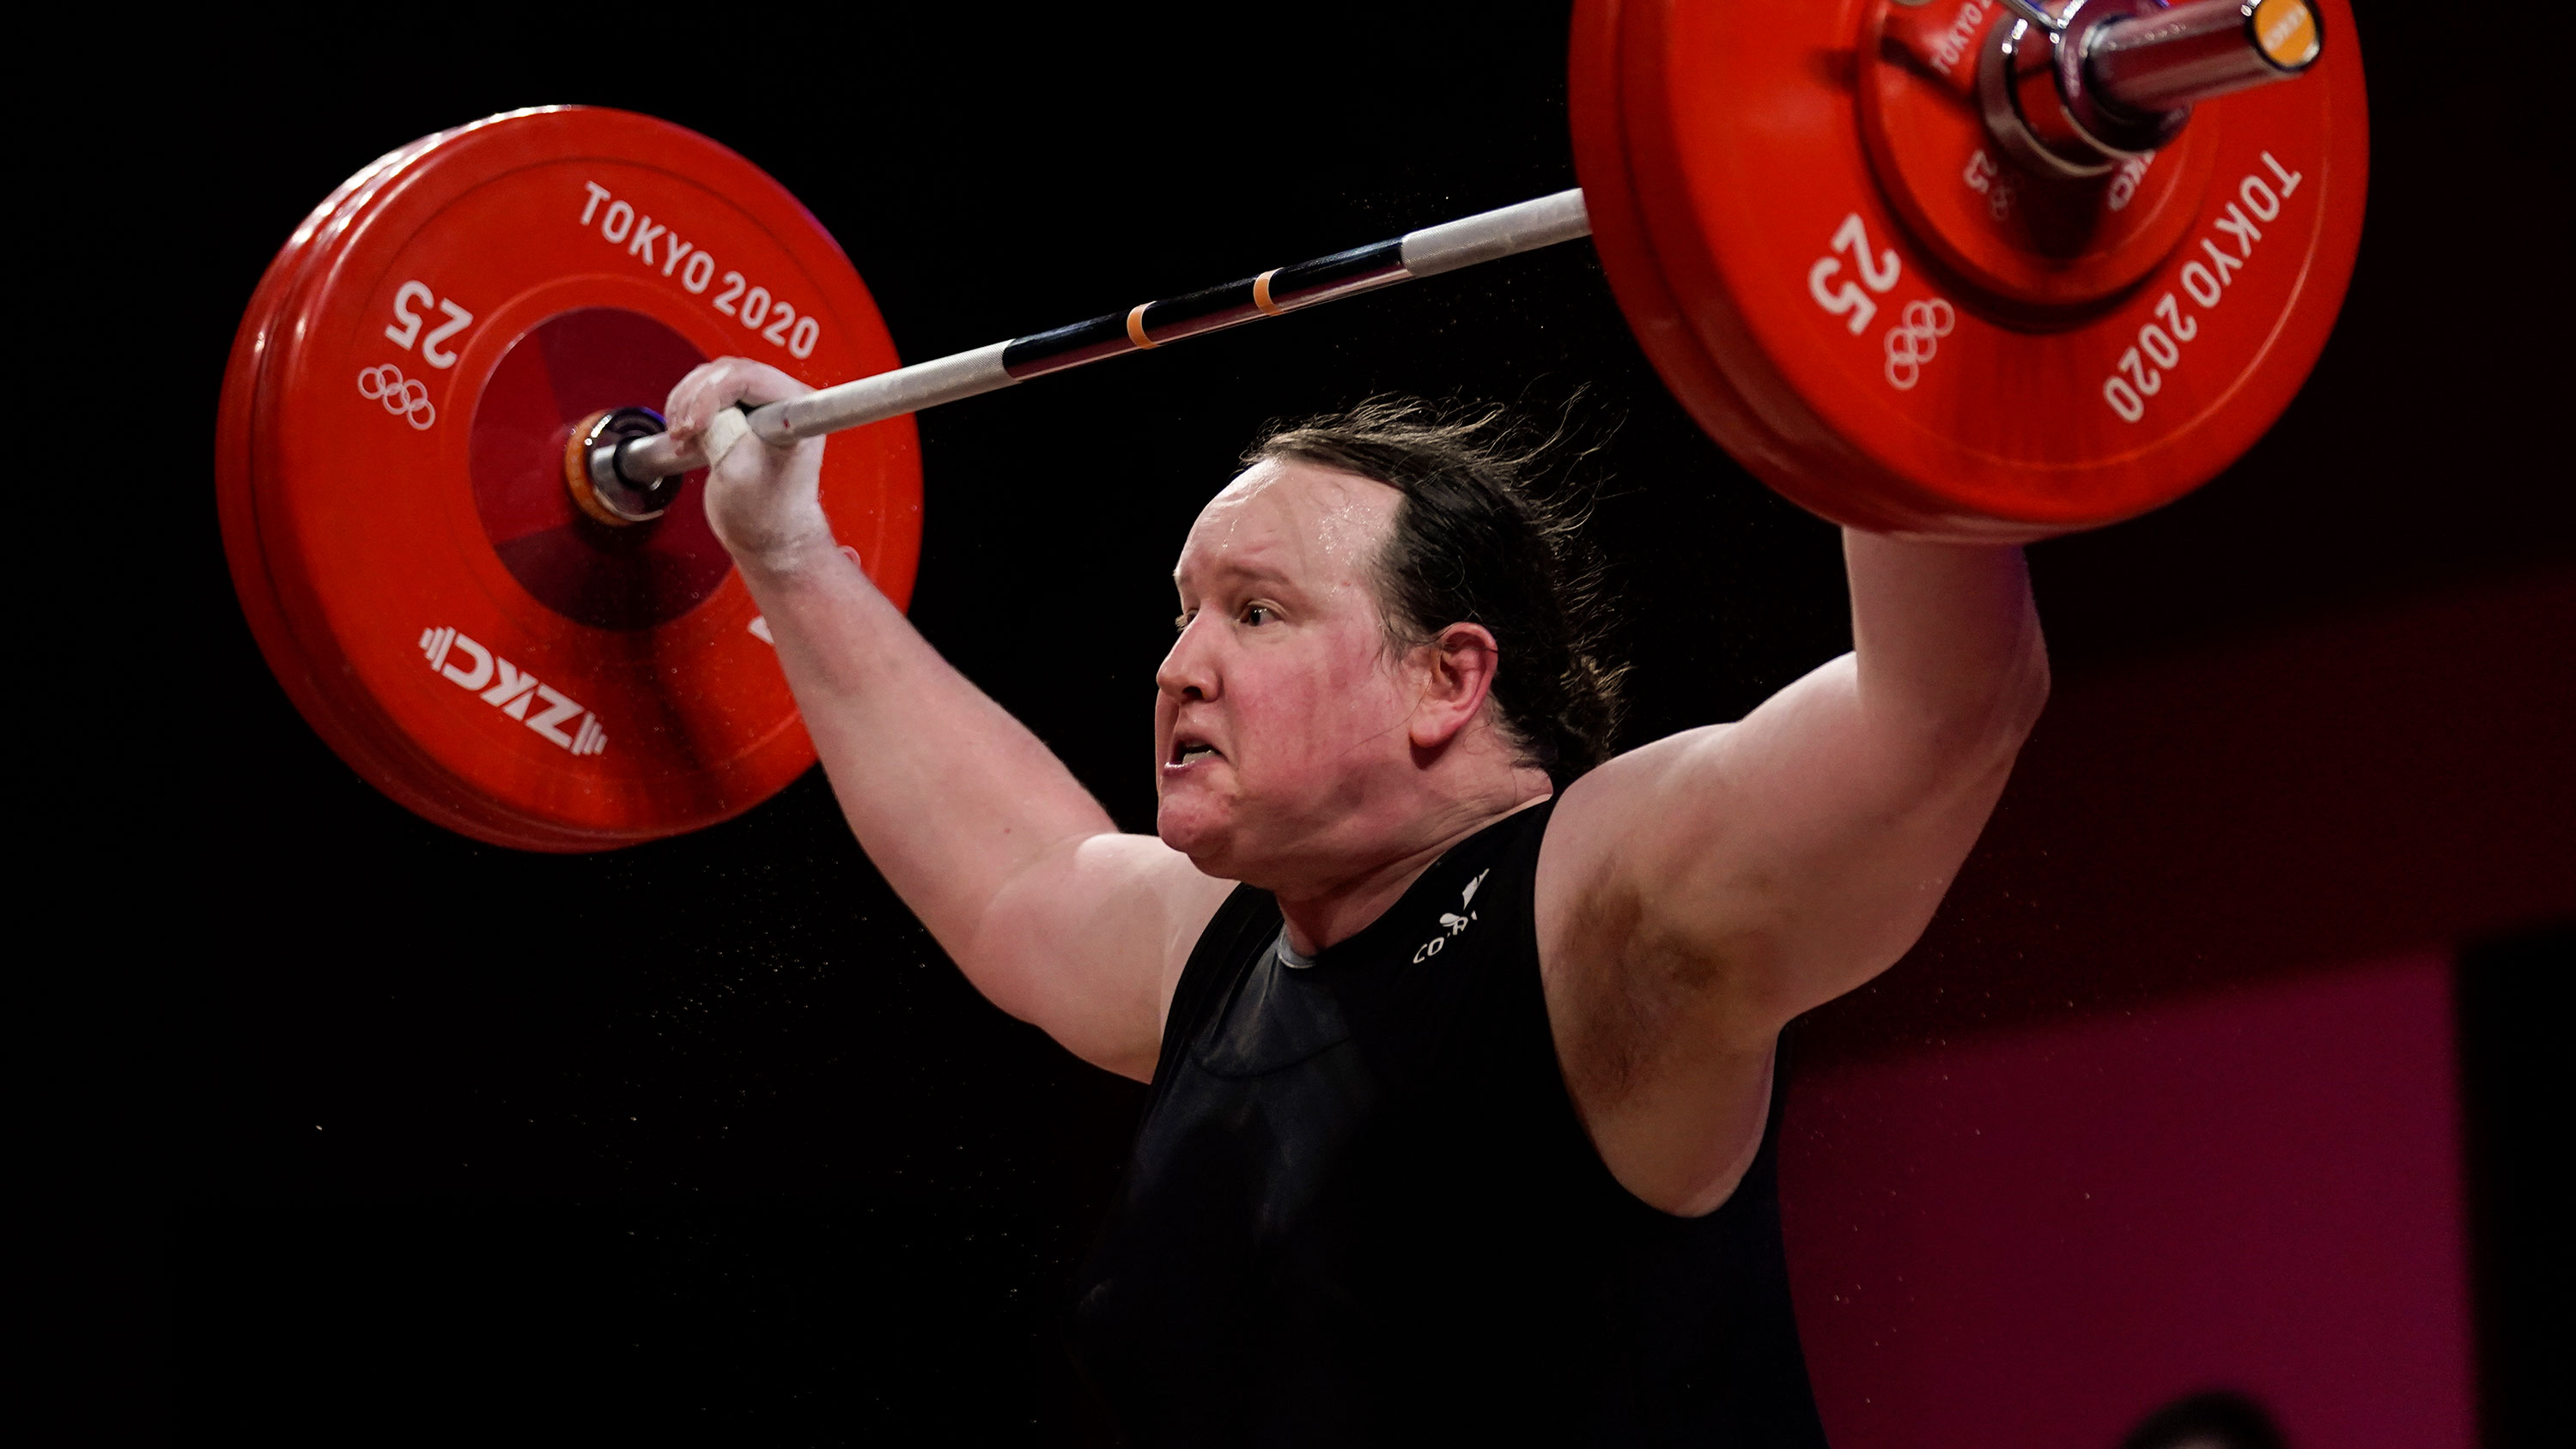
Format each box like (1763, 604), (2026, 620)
(1155, 800), (1237, 876)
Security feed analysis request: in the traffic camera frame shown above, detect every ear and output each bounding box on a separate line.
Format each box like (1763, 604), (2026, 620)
(1406, 622), (1502, 752)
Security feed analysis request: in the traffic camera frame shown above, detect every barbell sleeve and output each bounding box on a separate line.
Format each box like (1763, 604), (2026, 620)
(2087, 0), (2324, 117)
(605, 188), (1593, 487)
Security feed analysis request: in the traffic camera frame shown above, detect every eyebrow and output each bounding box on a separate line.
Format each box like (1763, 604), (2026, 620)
(1174, 557), (1298, 592)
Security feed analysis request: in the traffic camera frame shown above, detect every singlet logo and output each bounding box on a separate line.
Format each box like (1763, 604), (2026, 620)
(1412, 869), (1489, 964)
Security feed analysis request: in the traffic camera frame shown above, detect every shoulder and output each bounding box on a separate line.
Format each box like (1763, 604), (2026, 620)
(1534, 725), (1735, 930)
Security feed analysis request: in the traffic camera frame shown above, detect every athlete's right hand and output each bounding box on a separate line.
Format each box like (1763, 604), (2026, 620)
(665, 356), (835, 573)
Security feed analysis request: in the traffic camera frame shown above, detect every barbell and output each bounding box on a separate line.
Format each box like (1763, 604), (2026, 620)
(216, 0), (2366, 851)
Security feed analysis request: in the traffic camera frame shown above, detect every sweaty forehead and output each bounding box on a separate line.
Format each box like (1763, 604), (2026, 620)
(1174, 458), (1401, 594)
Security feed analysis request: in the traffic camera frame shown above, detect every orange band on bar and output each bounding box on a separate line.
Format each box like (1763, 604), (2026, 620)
(1253, 269), (1285, 316)
(1126, 304), (1157, 349)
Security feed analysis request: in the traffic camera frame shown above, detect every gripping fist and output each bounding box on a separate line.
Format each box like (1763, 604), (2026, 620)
(665, 357), (833, 572)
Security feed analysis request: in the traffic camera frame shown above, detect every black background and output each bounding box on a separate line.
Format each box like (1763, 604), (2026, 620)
(63, 1), (2565, 1441)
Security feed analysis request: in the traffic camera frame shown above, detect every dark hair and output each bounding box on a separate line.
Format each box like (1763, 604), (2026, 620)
(1246, 397), (1628, 785)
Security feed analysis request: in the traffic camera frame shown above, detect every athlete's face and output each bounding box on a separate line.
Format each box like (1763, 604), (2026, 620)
(1156, 459), (1419, 882)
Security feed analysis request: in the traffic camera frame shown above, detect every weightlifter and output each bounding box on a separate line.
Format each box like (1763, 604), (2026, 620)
(666, 356), (2047, 1443)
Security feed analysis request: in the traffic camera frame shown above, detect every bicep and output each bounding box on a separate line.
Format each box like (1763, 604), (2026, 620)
(966, 832), (1235, 1081)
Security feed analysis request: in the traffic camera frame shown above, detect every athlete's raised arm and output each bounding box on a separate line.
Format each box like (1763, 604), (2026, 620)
(1538, 529), (2050, 1214)
(669, 358), (1230, 1081)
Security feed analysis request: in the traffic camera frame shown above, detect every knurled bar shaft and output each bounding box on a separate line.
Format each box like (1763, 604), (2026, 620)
(607, 189), (1592, 485)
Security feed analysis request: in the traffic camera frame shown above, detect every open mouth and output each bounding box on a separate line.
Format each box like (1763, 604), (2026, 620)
(1169, 733), (1224, 767)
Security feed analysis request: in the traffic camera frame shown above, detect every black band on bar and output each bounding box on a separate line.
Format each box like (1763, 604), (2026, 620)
(1261, 239), (1407, 308)
(1137, 277), (1267, 347)
(999, 239), (1416, 381)
(1000, 312), (1134, 379)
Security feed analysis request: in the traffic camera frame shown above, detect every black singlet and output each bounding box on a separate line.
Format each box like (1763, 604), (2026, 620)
(1070, 801), (1830, 1446)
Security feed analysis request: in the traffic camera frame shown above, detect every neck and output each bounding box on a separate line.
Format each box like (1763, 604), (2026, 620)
(1273, 769), (1552, 955)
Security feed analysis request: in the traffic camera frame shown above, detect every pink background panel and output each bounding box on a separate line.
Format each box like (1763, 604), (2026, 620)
(1779, 952), (2474, 1448)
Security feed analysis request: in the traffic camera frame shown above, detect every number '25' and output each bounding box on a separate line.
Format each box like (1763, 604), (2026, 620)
(385, 282), (475, 368)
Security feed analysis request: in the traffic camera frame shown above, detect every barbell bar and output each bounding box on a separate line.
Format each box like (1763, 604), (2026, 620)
(584, 190), (1595, 518)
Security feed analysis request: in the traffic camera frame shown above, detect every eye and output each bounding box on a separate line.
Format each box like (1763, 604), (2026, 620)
(1173, 609), (1194, 634)
(1241, 603), (1276, 627)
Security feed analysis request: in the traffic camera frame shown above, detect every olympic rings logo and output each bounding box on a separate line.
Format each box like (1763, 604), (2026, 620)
(358, 364), (436, 430)
(1883, 299), (1956, 392)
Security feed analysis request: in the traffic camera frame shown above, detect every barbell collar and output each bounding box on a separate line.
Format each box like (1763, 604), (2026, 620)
(605, 189), (1593, 488)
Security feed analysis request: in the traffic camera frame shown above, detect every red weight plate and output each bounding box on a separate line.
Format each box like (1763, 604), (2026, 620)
(222, 107), (923, 850)
(1579, 0), (2368, 539)
(225, 120), (710, 848)
(1569, 0), (1813, 494)
(229, 117), (697, 847)
(218, 128), (538, 840)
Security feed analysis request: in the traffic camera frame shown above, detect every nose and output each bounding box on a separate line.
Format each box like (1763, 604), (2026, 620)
(1157, 615), (1218, 704)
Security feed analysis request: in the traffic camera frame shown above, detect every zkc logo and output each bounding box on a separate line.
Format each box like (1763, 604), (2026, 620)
(1412, 869), (1490, 964)
(418, 627), (606, 756)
